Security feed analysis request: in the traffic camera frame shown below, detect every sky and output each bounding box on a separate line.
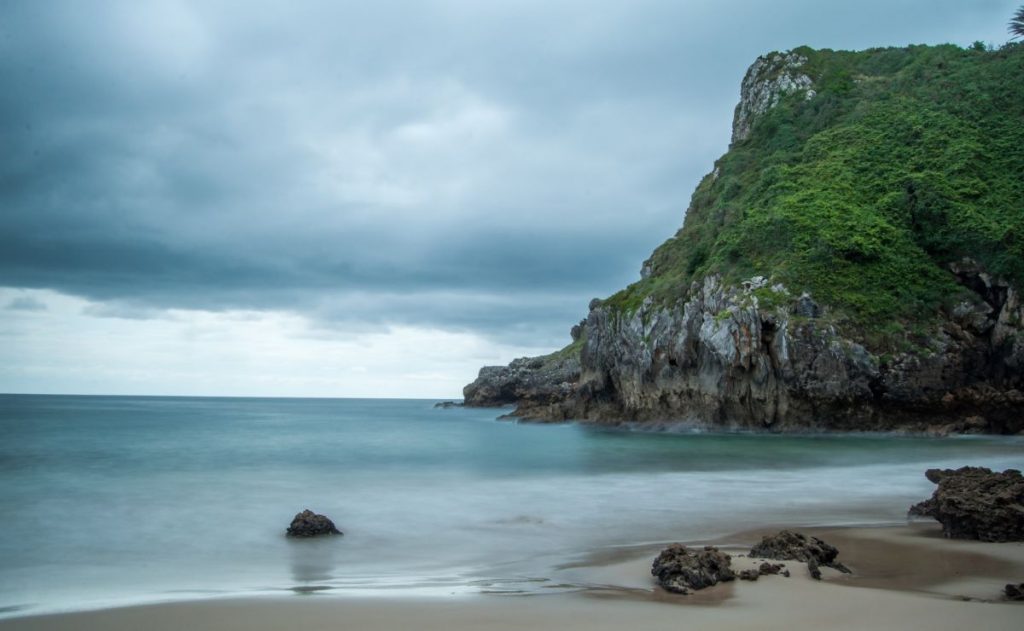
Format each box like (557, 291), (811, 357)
(0, 0), (1019, 398)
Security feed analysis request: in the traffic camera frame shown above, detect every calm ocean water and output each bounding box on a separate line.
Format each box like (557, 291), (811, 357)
(1, 394), (1022, 616)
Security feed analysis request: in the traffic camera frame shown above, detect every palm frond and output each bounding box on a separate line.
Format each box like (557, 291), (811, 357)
(1010, 6), (1024, 39)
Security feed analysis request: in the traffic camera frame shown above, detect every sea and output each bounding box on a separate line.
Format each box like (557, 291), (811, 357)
(1, 394), (1022, 617)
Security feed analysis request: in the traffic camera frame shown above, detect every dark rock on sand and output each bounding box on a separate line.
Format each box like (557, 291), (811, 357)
(750, 530), (851, 579)
(740, 562), (786, 581)
(758, 562), (785, 575)
(739, 569), (760, 581)
(651, 544), (735, 594)
(1005, 583), (1024, 601)
(908, 467), (1024, 542)
(286, 509), (342, 537)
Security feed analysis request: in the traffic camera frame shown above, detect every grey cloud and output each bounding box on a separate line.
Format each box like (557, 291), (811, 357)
(1, 0), (1016, 345)
(5, 296), (47, 312)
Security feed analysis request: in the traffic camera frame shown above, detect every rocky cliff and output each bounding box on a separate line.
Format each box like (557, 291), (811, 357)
(465, 43), (1024, 433)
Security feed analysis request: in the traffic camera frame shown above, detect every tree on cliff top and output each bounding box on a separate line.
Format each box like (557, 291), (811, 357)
(1011, 5), (1024, 39)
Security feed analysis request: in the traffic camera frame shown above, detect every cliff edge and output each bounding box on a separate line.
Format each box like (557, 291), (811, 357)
(465, 44), (1024, 433)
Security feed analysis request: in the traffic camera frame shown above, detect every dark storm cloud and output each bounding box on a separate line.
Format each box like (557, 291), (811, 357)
(0, 0), (1016, 343)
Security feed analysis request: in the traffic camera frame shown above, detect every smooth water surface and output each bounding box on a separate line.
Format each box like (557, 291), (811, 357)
(1, 394), (1022, 615)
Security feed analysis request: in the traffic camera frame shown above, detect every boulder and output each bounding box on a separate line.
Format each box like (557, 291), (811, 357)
(286, 509), (342, 537)
(1005, 583), (1024, 601)
(749, 530), (850, 579)
(909, 467), (1024, 541)
(651, 544), (735, 594)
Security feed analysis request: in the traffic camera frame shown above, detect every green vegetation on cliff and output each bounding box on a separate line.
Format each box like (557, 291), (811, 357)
(607, 43), (1023, 350)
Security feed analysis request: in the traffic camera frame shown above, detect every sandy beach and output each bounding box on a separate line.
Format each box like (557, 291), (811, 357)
(3, 522), (1020, 631)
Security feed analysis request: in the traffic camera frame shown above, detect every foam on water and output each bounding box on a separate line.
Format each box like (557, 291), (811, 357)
(1, 394), (1021, 616)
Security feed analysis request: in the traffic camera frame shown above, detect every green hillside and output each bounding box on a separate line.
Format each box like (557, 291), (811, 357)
(606, 43), (1024, 351)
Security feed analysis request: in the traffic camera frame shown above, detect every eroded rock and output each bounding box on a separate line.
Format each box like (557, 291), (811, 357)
(286, 509), (342, 537)
(750, 530), (850, 579)
(908, 467), (1024, 541)
(651, 544), (735, 594)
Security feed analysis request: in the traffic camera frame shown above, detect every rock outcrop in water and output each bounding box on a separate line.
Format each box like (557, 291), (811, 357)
(651, 544), (735, 594)
(464, 44), (1024, 434)
(908, 467), (1024, 542)
(463, 351), (580, 412)
(286, 509), (343, 537)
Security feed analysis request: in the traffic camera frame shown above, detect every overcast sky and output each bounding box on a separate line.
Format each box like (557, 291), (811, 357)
(0, 0), (1017, 398)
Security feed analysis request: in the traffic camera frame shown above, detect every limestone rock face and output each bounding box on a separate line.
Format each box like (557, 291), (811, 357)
(467, 267), (1023, 433)
(651, 544), (735, 594)
(732, 51), (815, 144)
(564, 276), (878, 430)
(286, 509), (342, 537)
(909, 467), (1024, 542)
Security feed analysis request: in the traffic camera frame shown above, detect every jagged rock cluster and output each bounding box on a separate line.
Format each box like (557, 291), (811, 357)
(909, 467), (1024, 542)
(651, 544), (735, 594)
(652, 531), (845, 594)
(750, 530), (850, 579)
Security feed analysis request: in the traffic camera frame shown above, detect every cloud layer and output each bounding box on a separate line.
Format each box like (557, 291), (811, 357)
(1, 0), (1017, 394)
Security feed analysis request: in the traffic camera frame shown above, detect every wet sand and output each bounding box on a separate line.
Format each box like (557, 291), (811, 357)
(3, 523), (1021, 631)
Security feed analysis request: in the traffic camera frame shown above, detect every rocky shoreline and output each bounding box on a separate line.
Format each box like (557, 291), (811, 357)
(464, 266), (1023, 434)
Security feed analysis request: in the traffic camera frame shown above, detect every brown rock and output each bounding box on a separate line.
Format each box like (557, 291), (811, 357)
(908, 467), (1024, 541)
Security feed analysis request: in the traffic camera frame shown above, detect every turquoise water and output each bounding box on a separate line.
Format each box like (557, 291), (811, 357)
(1, 394), (1022, 616)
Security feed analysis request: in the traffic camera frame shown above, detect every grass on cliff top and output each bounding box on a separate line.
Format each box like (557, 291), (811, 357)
(540, 335), (584, 363)
(606, 43), (1024, 351)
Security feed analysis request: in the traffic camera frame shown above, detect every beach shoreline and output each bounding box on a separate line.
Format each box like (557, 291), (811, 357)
(3, 522), (1020, 630)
